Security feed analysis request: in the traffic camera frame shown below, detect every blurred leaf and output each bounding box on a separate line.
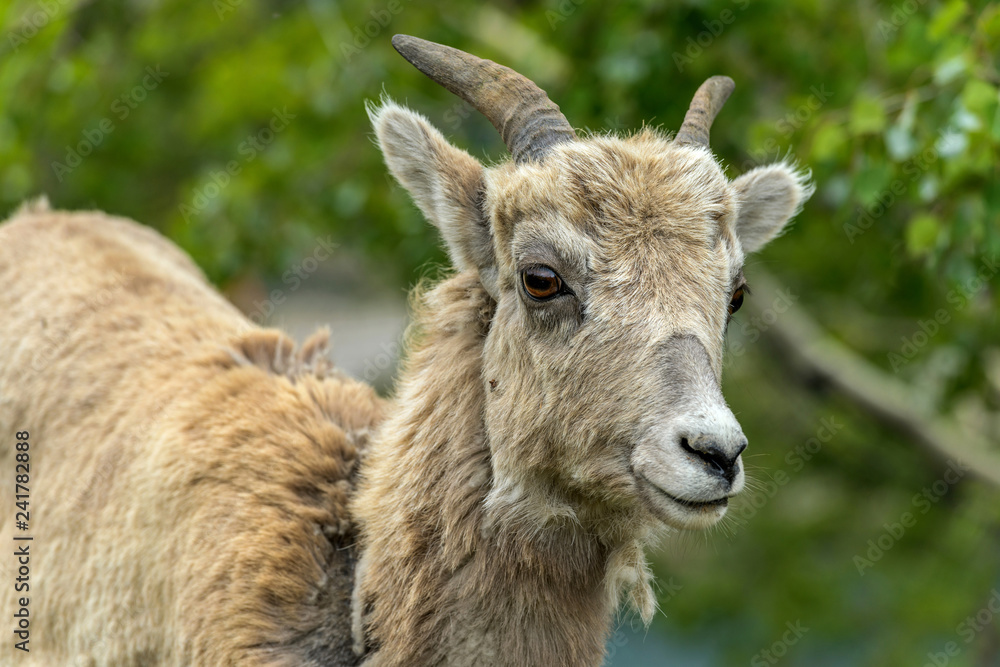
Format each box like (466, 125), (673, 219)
(960, 79), (999, 125)
(850, 94), (887, 135)
(933, 54), (967, 85)
(811, 121), (849, 162)
(928, 0), (968, 41)
(980, 4), (1000, 40)
(853, 161), (893, 205)
(906, 213), (941, 256)
(885, 124), (917, 161)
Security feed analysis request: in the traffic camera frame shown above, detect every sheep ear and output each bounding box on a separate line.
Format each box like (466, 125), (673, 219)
(370, 99), (497, 293)
(731, 163), (814, 254)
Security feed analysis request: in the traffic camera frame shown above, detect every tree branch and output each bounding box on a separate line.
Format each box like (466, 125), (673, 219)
(746, 270), (1000, 487)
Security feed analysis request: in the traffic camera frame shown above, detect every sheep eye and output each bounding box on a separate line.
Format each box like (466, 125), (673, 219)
(728, 286), (745, 316)
(522, 266), (563, 300)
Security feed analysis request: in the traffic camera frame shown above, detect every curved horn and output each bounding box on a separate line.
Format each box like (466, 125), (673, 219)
(674, 75), (735, 148)
(391, 34), (577, 164)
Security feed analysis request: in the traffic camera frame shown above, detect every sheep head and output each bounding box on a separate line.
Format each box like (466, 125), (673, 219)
(371, 35), (812, 534)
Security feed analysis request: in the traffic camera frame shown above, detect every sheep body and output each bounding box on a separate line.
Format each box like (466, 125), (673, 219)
(0, 33), (813, 664)
(0, 201), (382, 666)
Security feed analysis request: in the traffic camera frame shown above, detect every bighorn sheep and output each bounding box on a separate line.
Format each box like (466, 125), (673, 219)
(0, 35), (811, 666)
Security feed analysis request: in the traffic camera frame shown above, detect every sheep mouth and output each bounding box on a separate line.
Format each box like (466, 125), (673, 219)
(638, 475), (729, 511)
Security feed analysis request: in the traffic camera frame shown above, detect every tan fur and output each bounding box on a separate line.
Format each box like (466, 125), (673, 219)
(0, 86), (810, 665)
(353, 101), (811, 666)
(0, 206), (383, 665)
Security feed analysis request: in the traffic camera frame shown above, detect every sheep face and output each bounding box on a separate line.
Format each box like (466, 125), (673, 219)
(374, 99), (810, 534)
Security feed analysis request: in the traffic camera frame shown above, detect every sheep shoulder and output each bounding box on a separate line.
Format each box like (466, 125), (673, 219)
(0, 204), (385, 665)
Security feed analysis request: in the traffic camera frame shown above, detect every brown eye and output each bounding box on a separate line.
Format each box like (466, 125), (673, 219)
(728, 286), (745, 315)
(522, 266), (563, 300)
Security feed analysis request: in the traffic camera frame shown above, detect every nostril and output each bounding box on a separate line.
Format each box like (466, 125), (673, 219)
(681, 435), (742, 482)
(679, 437), (724, 473)
(700, 449), (728, 475)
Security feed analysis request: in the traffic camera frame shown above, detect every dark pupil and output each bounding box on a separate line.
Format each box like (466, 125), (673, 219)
(729, 289), (744, 314)
(525, 268), (559, 297)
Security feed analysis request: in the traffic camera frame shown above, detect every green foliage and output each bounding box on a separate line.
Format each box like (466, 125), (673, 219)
(1, 0), (997, 664)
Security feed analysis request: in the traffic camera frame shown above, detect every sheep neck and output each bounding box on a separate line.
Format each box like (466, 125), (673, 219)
(352, 273), (617, 666)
